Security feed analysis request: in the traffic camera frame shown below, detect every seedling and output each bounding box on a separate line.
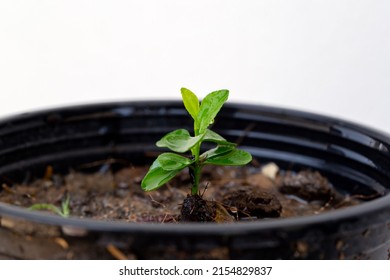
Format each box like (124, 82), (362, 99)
(141, 88), (252, 195)
(29, 195), (70, 218)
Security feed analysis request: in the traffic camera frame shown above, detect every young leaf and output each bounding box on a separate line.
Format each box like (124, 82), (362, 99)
(204, 149), (252, 166)
(201, 145), (235, 161)
(29, 204), (66, 217)
(29, 195), (71, 218)
(156, 129), (204, 153)
(157, 152), (193, 171)
(61, 195), (70, 217)
(203, 129), (236, 146)
(197, 90), (229, 134)
(141, 160), (184, 191)
(181, 87), (200, 121)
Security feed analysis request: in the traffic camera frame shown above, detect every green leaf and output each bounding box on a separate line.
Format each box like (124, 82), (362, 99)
(156, 129), (203, 153)
(203, 129), (235, 146)
(157, 152), (193, 171)
(197, 90), (229, 134)
(201, 145), (236, 161)
(204, 148), (252, 166)
(141, 160), (184, 191)
(29, 204), (65, 217)
(61, 195), (70, 217)
(181, 87), (200, 121)
(29, 195), (71, 218)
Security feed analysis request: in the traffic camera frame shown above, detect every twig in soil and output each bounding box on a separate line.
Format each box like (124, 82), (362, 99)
(54, 237), (69, 250)
(106, 244), (128, 260)
(317, 195), (335, 212)
(221, 202), (253, 221)
(148, 194), (167, 209)
(228, 206), (239, 220)
(161, 213), (177, 224)
(200, 182), (209, 198)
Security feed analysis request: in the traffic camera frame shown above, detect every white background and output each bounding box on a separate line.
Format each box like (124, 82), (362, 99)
(1, 0), (389, 133)
(0, 260), (389, 279)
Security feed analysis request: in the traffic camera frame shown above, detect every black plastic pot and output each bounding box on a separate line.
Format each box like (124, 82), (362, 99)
(0, 101), (389, 259)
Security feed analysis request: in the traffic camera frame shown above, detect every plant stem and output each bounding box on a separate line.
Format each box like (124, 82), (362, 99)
(191, 163), (202, 195)
(190, 125), (202, 195)
(190, 142), (202, 195)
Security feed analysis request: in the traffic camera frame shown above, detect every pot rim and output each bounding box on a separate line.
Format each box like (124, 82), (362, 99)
(0, 100), (389, 235)
(2, 99), (390, 142)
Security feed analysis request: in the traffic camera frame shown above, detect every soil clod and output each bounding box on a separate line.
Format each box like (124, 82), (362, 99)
(180, 194), (216, 222)
(222, 187), (282, 218)
(279, 170), (334, 202)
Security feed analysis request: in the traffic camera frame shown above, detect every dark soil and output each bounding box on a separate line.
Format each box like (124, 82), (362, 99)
(0, 163), (361, 224)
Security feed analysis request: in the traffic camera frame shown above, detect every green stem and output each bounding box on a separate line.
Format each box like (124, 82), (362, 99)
(190, 142), (202, 195)
(191, 163), (202, 195)
(190, 125), (202, 195)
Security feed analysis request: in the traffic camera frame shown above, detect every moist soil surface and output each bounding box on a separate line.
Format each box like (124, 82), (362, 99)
(0, 162), (361, 223)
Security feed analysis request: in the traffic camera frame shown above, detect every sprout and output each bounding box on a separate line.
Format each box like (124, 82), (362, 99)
(29, 195), (70, 218)
(141, 88), (252, 195)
